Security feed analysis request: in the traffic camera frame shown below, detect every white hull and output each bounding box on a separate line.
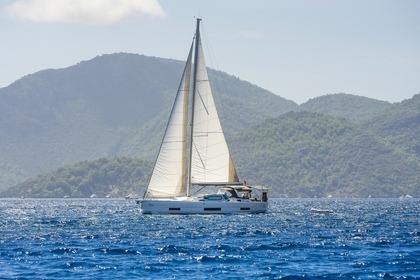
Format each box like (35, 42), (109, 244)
(140, 198), (268, 214)
(139, 19), (269, 215)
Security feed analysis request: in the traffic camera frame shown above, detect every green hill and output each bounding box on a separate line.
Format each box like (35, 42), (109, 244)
(0, 53), (296, 190)
(300, 93), (392, 121)
(364, 93), (420, 157)
(0, 157), (152, 198)
(1, 53), (417, 198)
(233, 111), (419, 198)
(3, 107), (418, 198)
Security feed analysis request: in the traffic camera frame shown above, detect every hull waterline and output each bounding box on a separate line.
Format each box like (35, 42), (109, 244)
(140, 199), (268, 214)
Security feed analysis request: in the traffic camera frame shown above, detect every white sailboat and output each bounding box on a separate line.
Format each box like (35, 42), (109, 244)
(139, 18), (268, 214)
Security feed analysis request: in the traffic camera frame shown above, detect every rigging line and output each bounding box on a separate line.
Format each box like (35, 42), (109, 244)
(200, 24), (231, 126)
(200, 23), (225, 109)
(196, 87), (209, 115)
(193, 141), (206, 169)
(191, 185), (207, 195)
(201, 21), (239, 173)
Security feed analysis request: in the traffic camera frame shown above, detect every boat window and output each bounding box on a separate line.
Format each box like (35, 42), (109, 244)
(204, 194), (228, 200)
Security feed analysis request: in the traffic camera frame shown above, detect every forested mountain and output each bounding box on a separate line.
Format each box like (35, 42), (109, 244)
(364, 94), (420, 157)
(300, 93), (392, 121)
(234, 111), (418, 198)
(0, 53), (296, 190)
(0, 53), (418, 198)
(0, 157), (152, 198)
(3, 108), (418, 198)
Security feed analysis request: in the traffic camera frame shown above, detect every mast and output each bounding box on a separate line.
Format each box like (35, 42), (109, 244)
(187, 17), (201, 196)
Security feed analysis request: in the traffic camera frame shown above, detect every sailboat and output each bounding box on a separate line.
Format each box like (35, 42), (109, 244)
(139, 18), (268, 214)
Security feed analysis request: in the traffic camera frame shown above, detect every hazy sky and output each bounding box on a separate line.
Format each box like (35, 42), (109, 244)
(1, 0), (419, 104)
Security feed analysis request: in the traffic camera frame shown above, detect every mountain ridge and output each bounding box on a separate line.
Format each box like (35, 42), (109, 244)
(0, 53), (297, 189)
(0, 53), (418, 197)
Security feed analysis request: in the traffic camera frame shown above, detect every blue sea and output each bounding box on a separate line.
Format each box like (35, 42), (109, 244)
(0, 198), (418, 279)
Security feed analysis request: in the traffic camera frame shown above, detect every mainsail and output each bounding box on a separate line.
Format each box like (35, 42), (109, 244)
(189, 25), (239, 186)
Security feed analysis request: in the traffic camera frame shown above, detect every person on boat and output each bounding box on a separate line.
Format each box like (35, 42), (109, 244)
(242, 192), (250, 199)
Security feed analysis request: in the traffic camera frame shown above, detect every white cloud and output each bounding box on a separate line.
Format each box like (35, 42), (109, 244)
(6, 0), (165, 25)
